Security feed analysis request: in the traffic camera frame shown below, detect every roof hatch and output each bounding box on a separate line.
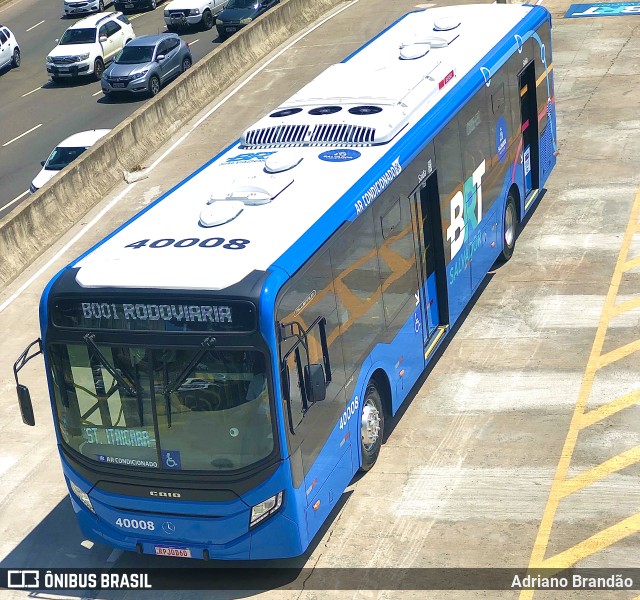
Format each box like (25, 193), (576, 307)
(199, 174), (294, 227)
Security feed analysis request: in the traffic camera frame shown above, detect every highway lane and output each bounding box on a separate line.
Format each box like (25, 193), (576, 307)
(0, 0), (221, 218)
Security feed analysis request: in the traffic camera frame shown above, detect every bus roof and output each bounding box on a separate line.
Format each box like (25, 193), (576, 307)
(73, 3), (547, 292)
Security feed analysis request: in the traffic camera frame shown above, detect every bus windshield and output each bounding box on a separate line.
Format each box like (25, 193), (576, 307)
(49, 343), (274, 472)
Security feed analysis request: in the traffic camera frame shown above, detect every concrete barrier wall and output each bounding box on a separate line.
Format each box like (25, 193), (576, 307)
(0, 0), (345, 287)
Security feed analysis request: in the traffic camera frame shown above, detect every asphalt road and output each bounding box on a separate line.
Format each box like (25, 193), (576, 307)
(0, 0), (223, 218)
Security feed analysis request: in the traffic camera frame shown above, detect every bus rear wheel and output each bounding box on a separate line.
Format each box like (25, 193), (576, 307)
(499, 192), (518, 262)
(359, 382), (384, 472)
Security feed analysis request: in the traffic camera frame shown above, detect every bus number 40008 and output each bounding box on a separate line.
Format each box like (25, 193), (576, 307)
(125, 238), (250, 250)
(115, 518), (155, 530)
(339, 397), (359, 430)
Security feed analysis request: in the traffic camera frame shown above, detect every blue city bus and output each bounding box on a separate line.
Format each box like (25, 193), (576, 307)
(14, 4), (556, 560)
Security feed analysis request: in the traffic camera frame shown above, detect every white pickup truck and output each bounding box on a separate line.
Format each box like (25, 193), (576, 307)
(163, 0), (228, 31)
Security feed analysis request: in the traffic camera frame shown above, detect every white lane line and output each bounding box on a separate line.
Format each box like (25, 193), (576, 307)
(92, 90), (103, 97)
(26, 19), (45, 32)
(22, 86), (43, 98)
(0, 0), (361, 316)
(0, 190), (29, 212)
(2, 124), (43, 147)
(189, 38), (200, 45)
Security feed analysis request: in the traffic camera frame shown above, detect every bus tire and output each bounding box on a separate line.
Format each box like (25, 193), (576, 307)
(498, 192), (518, 262)
(359, 382), (384, 472)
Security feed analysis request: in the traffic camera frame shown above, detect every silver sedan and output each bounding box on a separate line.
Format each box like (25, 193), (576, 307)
(101, 33), (191, 97)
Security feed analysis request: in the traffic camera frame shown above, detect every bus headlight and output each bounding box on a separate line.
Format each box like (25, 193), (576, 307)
(250, 491), (283, 528)
(69, 480), (95, 514)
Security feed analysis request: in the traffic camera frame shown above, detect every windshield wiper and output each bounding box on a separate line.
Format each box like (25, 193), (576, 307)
(83, 333), (137, 397)
(160, 337), (216, 428)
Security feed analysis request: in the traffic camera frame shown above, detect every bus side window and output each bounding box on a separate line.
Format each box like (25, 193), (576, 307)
(534, 22), (553, 134)
(329, 210), (384, 379)
(276, 249), (347, 434)
(459, 86), (492, 215)
(435, 118), (464, 264)
(491, 82), (505, 115)
(376, 195), (419, 326)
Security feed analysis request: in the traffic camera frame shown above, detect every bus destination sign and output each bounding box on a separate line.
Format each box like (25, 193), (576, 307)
(51, 300), (256, 332)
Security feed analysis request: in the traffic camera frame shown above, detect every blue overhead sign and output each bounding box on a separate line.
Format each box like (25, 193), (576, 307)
(565, 3), (640, 17)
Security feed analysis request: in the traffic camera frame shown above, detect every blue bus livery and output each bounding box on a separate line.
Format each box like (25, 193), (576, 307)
(14, 4), (557, 560)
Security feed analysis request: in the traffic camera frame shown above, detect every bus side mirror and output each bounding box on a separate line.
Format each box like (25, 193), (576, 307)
(17, 384), (35, 426)
(305, 363), (326, 403)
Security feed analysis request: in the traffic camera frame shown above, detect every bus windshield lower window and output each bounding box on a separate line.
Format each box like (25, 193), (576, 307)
(49, 344), (274, 472)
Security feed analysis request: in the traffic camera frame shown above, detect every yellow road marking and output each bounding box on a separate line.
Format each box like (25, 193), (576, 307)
(520, 185), (640, 600)
(539, 513), (640, 570)
(610, 295), (640, 317)
(580, 388), (640, 428)
(559, 445), (640, 497)
(622, 255), (640, 272)
(597, 338), (640, 368)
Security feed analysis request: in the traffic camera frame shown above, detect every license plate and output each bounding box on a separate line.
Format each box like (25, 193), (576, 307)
(125, 3), (133, 6)
(225, 27), (235, 32)
(57, 67), (70, 72)
(154, 546), (191, 558)
(113, 82), (126, 88)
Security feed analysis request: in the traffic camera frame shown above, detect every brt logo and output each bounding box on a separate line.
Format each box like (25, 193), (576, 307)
(446, 161), (486, 259)
(223, 151), (277, 164)
(565, 3), (640, 18)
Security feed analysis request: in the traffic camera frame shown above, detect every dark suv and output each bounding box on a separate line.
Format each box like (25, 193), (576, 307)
(215, 0), (278, 40)
(114, 0), (165, 12)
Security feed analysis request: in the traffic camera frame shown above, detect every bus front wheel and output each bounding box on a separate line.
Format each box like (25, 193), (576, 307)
(359, 382), (384, 472)
(499, 193), (518, 262)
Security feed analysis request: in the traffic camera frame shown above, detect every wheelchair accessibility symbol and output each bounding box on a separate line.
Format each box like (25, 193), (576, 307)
(414, 311), (421, 333)
(162, 450), (182, 470)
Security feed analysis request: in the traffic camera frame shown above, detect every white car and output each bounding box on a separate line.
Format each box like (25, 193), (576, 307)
(64, 0), (108, 17)
(46, 12), (135, 81)
(163, 0), (228, 31)
(0, 25), (20, 71)
(30, 129), (111, 193)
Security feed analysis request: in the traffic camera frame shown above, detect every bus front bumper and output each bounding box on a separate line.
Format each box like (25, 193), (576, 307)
(69, 486), (304, 560)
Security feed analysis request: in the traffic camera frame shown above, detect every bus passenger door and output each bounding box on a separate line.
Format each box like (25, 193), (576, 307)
(519, 61), (540, 199)
(410, 171), (449, 359)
